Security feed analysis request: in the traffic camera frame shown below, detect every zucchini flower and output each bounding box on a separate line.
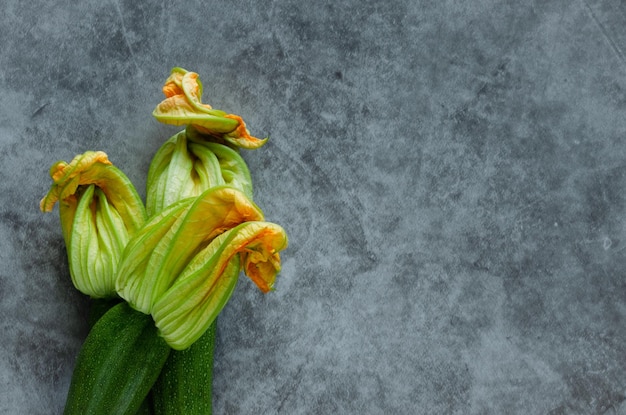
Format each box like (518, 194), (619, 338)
(153, 67), (267, 149)
(115, 186), (287, 350)
(153, 221), (286, 349)
(145, 127), (253, 217)
(116, 186), (287, 350)
(40, 151), (146, 298)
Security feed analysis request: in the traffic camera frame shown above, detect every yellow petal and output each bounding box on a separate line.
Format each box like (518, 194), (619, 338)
(162, 68), (186, 98)
(243, 252), (282, 294)
(40, 151), (112, 212)
(51, 151), (112, 183)
(153, 95), (238, 133)
(181, 71), (210, 111)
(223, 114), (268, 149)
(41, 151), (146, 244)
(238, 225), (287, 293)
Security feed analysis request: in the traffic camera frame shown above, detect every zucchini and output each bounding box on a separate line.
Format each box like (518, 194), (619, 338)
(152, 319), (217, 414)
(135, 396), (154, 415)
(86, 298), (155, 415)
(87, 297), (122, 327)
(64, 302), (170, 415)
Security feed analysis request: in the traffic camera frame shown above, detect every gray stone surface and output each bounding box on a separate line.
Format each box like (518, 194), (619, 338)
(1, 0), (626, 414)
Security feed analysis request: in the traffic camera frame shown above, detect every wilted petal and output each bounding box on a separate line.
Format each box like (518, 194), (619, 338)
(222, 114), (268, 149)
(40, 151), (111, 214)
(162, 67), (186, 98)
(180, 71), (207, 112)
(153, 68), (237, 133)
(237, 222), (287, 293)
(153, 68), (266, 148)
(153, 94), (239, 133)
(40, 151), (146, 240)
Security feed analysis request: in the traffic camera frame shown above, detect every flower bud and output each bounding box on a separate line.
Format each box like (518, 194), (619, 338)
(152, 221), (287, 350)
(146, 127), (253, 217)
(40, 151), (146, 298)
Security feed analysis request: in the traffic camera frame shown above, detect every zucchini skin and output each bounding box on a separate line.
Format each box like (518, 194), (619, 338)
(87, 297), (122, 327)
(64, 302), (170, 415)
(152, 318), (217, 414)
(135, 396), (154, 415)
(86, 298), (155, 415)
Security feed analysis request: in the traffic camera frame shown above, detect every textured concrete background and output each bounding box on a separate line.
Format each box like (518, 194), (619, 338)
(1, 1), (626, 414)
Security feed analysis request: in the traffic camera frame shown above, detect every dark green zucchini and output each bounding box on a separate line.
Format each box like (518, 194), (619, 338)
(152, 318), (217, 414)
(64, 302), (170, 415)
(87, 297), (122, 327)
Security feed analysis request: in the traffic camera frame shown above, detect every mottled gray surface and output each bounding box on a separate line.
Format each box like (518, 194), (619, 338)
(1, 0), (626, 414)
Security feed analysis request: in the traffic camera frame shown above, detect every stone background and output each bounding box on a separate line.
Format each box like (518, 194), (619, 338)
(1, 1), (625, 414)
